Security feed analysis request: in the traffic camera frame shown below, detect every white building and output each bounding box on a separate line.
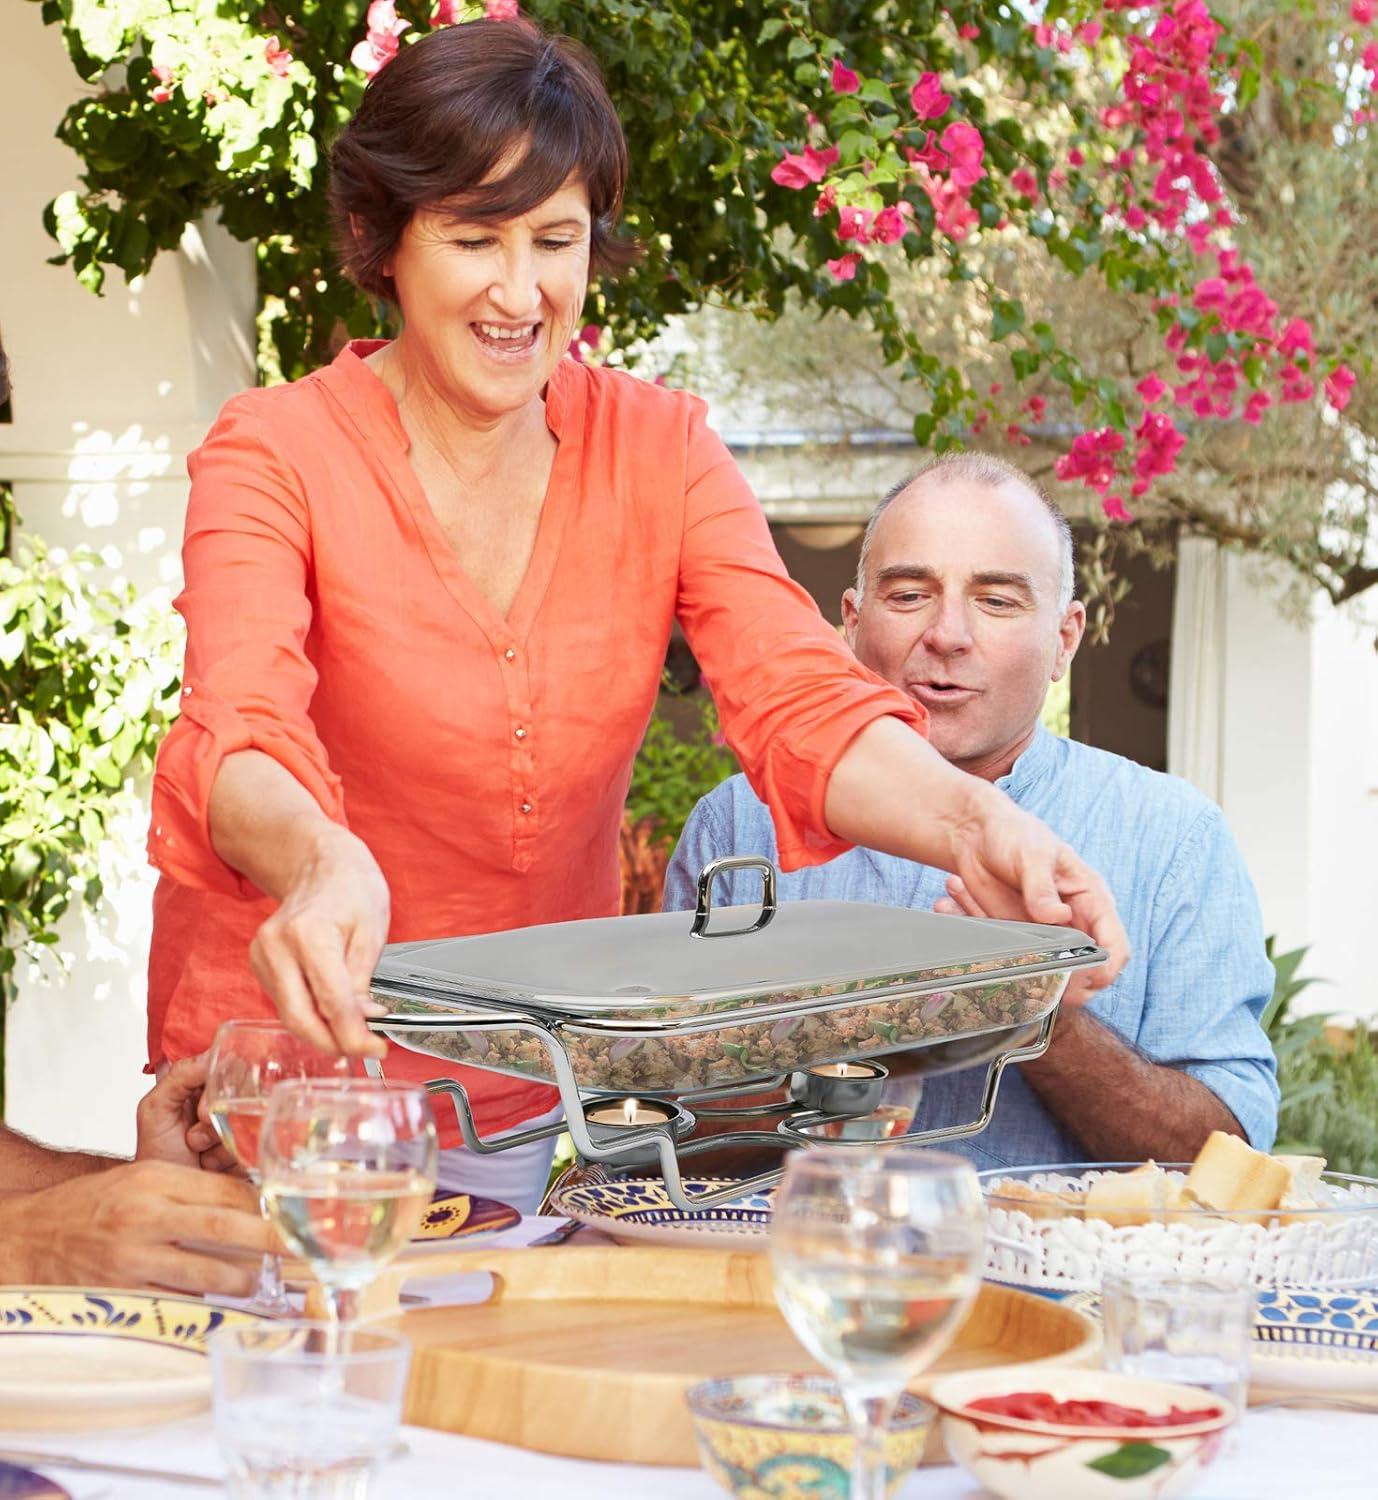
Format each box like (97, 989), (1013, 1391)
(3, 8), (1375, 1155)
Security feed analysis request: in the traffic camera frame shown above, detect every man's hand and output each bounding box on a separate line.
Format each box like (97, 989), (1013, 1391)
(1, 1162), (276, 1297)
(936, 863), (1123, 1007)
(135, 1054), (237, 1173)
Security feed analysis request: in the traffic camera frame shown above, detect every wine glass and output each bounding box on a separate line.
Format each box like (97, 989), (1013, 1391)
(204, 1019), (362, 1316)
(259, 1079), (438, 1325)
(770, 1146), (986, 1500)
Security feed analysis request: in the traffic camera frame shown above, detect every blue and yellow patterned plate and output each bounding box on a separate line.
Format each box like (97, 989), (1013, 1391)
(411, 1191), (522, 1248)
(549, 1178), (773, 1250)
(0, 1464), (69, 1498)
(0, 1289), (260, 1432)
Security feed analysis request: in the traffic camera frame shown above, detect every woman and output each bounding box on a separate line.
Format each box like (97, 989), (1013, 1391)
(148, 19), (1125, 1212)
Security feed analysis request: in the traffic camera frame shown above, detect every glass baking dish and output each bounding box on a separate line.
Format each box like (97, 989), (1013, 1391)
(370, 858), (1107, 1094)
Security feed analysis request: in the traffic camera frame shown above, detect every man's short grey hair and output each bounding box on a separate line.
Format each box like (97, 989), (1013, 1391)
(854, 451), (1076, 612)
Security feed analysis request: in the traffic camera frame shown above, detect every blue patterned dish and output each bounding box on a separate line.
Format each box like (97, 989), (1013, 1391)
(0, 1289), (260, 1432)
(550, 1177), (773, 1249)
(414, 1191), (521, 1244)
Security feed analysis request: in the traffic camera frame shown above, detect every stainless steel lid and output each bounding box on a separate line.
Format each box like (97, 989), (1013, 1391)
(371, 856), (1105, 1025)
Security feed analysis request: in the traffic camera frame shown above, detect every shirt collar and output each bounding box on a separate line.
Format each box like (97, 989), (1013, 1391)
(327, 339), (577, 446)
(994, 724), (1057, 798)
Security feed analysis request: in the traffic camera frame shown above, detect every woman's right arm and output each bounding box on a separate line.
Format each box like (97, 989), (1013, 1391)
(152, 397), (389, 1056)
(210, 750), (389, 1055)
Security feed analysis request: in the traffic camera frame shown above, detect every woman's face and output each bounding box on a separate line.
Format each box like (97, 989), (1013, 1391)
(385, 178), (592, 423)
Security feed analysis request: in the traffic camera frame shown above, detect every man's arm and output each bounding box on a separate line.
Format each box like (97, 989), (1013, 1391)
(1016, 1007), (1243, 1160)
(0, 1125), (116, 1192)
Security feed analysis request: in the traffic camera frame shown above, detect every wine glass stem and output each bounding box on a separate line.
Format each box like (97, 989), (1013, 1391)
(326, 1285), (363, 1329)
(843, 1389), (898, 1500)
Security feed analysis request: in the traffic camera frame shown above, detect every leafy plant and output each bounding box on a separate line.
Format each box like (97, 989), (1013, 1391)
(1264, 940), (1378, 1177)
(0, 534), (181, 1014)
(625, 695), (738, 852)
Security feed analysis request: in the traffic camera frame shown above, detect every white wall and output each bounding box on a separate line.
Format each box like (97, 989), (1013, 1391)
(2, 4), (254, 1151)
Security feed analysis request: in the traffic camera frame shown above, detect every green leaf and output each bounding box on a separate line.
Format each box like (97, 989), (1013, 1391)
(1011, 348), (1042, 380)
(758, 18), (786, 43)
(786, 36), (813, 62)
(992, 297), (1025, 341)
(912, 412), (937, 446)
(1086, 1444), (1173, 1480)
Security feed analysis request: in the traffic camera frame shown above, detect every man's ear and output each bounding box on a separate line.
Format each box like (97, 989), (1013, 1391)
(1051, 600), (1086, 681)
(841, 588), (861, 649)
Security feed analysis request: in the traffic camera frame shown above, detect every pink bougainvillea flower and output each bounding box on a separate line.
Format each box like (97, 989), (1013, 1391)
(431, 0), (462, 21)
(827, 252), (862, 281)
(1102, 494), (1134, 523)
(919, 171), (980, 240)
(352, 0), (410, 75)
(264, 37), (292, 77)
(1078, 20), (1104, 44)
(1005, 424), (1032, 446)
(1024, 394), (1047, 420)
(1136, 373), (1169, 404)
(1055, 427), (1125, 492)
(1325, 363), (1357, 411)
(151, 63), (173, 84)
(1033, 23), (1055, 48)
(1276, 317), (1315, 359)
(831, 58), (860, 94)
(958, 23), (980, 40)
(871, 204), (910, 244)
(1363, 40), (1378, 72)
(485, 0), (520, 18)
(1352, 0), (1374, 23)
(941, 120), (986, 187)
(910, 72), (952, 120)
(579, 324), (602, 348)
(1134, 410), (1185, 480)
(1242, 390), (1272, 423)
(1124, 204), (1148, 230)
(1009, 166), (1039, 201)
(904, 131), (949, 173)
(771, 144), (839, 190)
(1067, 148), (1085, 168)
(836, 205), (875, 242)
(151, 83), (173, 104)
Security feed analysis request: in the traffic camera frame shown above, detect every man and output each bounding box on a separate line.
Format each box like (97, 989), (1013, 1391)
(664, 453), (1278, 1169)
(0, 1054), (274, 1293)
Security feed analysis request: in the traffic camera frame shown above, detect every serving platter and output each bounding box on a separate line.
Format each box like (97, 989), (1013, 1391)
(0, 1290), (258, 1432)
(393, 1247), (1099, 1466)
(548, 1178), (772, 1250)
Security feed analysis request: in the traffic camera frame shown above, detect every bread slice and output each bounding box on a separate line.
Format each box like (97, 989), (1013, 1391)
(1275, 1153), (1333, 1222)
(1084, 1162), (1177, 1227)
(989, 1179), (1081, 1220)
(1184, 1131), (1291, 1215)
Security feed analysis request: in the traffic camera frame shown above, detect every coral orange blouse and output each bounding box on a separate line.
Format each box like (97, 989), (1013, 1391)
(147, 341), (927, 1144)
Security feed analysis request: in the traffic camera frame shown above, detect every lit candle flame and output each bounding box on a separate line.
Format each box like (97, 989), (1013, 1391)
(623, 1096), (640, 1126)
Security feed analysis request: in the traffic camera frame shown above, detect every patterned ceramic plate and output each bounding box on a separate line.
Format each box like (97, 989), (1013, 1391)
(411, 1191), (522, 1247)
(0, 1289), (259, 1432)
(1066, 1287), (1378, 1401)
(0, 1464), (70, 1498)
(549, 1177), (773, 1250)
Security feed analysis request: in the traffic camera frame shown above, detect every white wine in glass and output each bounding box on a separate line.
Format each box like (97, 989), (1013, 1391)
(204, 1019), (362, 1317)
(770, 1146), (985, 1500)
(259, 1079), (438, 1324)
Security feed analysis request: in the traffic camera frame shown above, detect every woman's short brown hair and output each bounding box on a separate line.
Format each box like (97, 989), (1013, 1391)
(329, 19), (638, 302)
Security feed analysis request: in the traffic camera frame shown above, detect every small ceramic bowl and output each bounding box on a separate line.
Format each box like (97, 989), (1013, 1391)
(685, 1373), (933, 1499)
(930, 1366), (1234, 1500)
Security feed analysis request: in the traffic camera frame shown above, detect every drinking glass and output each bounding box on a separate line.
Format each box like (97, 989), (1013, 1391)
(770, 1146), (985, 1500)
(259, 1079), (439, 1325)
(204, 1019), (362, 1315)
(212, 1321), (409, 1499)
(1102, 1271), (1255, 1415)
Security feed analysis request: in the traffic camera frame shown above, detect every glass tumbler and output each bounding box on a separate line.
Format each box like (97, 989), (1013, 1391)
(212, 1323), (410, 1500)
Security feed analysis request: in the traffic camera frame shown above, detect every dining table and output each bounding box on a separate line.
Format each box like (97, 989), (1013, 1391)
(11, 1216), (1375, 1499)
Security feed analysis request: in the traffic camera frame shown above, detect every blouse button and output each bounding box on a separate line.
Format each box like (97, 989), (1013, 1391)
(504, 648), (517, 662)
(514, 726), (528, 740)
(520, 801), (533, 814)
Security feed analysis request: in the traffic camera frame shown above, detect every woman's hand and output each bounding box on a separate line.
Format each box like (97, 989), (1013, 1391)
(249, 823), (391, 1057)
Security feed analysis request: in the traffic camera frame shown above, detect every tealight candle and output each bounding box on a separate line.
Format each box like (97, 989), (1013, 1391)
(806, 1061), (883, 1080)
(585, 1096), (676, 1129)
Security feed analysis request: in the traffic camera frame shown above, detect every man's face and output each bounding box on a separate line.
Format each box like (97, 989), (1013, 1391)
(842, 479), (1085, 777)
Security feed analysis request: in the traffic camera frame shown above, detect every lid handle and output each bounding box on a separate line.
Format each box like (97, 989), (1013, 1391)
(691, 855), (778, 938)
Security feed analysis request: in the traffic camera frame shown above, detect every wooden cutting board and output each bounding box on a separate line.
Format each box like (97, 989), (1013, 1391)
(392, 1247), (1099, 1466)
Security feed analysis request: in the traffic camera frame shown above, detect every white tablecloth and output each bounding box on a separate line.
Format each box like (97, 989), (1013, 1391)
(11, 1407), (1376, 1499)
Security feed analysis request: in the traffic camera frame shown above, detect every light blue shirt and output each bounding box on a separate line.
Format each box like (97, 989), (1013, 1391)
(663, 727), (1279, 1170)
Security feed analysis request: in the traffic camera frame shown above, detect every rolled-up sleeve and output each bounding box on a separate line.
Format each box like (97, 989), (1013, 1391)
(148, 398), (347, 897)
(674, 402), (927, 871)
(1134, 805), (1280, 1149)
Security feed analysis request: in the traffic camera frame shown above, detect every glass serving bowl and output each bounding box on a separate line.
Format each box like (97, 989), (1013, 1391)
(980, 1161), (1378, 1293)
